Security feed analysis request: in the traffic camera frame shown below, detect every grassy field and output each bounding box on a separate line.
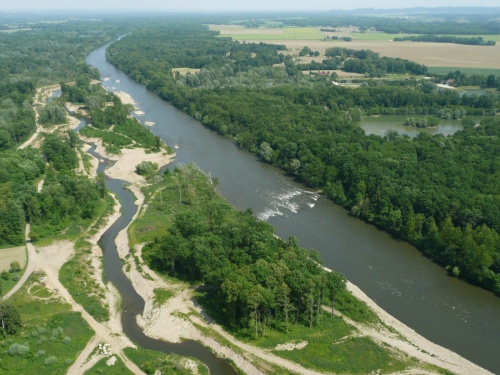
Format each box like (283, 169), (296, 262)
(427, 66), (500, 77)
(84, 355), (134, 375)
(0, 274), (94, 374)
(172, 68), (201, 76)
(209, 25), (324, 40)
(0, 246), (26, 273)
(123, 347), (209, 375)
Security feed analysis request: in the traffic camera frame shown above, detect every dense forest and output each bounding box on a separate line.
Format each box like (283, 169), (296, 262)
(106, 23), (500, 295)
(144, 165), (349, 334)
(0, 19), (124, 247)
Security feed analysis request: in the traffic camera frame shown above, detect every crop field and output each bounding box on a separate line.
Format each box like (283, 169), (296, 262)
(0, 246), (26, 272)
(209, 25), (324, 40)
(210, 25), (500, 69)
(427, 67), (500, 77)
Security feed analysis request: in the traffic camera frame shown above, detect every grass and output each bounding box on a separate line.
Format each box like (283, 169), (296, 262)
(427, 67), (500, 77)
(0, 273), (94, 374)
(216, 26), (325, 41)
(59, 240), (109, 322)
(123, 347), (209, 375)
(84, 355), (134, 375)
(58, 193), (115, 322)
(0, 246), (26, 272)
(128, 177), (179, 246)
(195, 288), (410, 374)
(153, 288), (175, 305)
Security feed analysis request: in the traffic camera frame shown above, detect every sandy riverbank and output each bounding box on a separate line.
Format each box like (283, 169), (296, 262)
(85, 135), (490, 375)
(105, 162), (491, 374)
(73, 90), (490, 374)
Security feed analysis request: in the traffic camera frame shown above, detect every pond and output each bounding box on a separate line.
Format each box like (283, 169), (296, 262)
(358, 115), (466, 137)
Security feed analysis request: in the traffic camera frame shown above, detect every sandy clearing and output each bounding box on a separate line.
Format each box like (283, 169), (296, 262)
(0, 246), (26, 272)
(106, 148), (174, 185)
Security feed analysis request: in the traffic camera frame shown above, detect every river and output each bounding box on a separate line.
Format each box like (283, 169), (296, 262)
(87, 43), (500, 373)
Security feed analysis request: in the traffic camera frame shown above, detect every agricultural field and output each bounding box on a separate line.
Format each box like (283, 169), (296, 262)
(208, 24), (324, 40)
(209, 25), (500, 69)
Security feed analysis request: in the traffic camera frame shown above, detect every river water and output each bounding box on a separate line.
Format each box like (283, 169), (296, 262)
(87, 43), (500, 373)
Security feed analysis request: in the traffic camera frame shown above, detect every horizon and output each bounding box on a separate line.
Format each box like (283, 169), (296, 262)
(1, 1), (500, 12)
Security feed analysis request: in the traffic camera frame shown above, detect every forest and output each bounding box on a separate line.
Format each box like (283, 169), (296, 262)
(105, 22), (500, 295)
(0, 19), (124, 247)
(144, 165), (349, 335)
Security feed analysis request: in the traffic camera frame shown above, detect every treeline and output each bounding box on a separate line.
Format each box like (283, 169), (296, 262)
(394, 35), (496, 46)
(325, 48), (428, 77)
(144, 166), (348, 334)
(106, 23), (500, 295)
(297, 47), (428, 77)
(436, 70), (499, 90)
(403, 116), (440, 128)
(0, 80), (36, 150)
(280, 14), (500, 35)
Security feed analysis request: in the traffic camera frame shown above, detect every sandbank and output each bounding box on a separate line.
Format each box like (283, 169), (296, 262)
(114, 91), (136, 106)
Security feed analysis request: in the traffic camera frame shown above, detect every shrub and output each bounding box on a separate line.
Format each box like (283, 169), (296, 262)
(9, 261), (21, 273)
(8, 343), (30, 356)
(45, 355), (58, 366)
(136, 161), (159, 177)
(62, 336), (71, 344)
(35, 350), (46, 358)
(11, 273), (20, 281)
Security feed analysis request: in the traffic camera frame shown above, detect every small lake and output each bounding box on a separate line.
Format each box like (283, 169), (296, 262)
(358, 115), (465, 137)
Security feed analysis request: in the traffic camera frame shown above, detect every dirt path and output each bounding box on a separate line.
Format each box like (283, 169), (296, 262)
(18, 85), (60, 150)
(35, 240), (145, 375)
(2, 224), (37, 301)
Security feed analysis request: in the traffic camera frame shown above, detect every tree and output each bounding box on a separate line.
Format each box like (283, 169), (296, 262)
(327, 272), (346, 316)
(0, 301), (22, 336)
(9, 261), (21, 273)
(485, 74), (496, 88)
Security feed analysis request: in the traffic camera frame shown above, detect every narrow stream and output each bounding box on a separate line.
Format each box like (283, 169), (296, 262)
(85, 148), (237, 374)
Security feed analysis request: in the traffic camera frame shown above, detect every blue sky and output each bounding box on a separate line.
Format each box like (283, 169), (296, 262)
(1, 0), (499, 11)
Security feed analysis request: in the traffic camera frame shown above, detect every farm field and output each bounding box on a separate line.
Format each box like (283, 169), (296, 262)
(208, 24), (324, 40)
(209, 25), (500, 69)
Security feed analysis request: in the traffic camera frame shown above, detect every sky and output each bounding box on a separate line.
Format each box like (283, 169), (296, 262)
(1, 0), (499, 12)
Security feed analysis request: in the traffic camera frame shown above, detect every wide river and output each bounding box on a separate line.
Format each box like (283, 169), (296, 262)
(87, 42), (500, 373)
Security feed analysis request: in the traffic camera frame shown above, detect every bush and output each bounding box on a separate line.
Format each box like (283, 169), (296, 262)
(62, 336), (71, 344)
(45, 355), (58, 366)
(9, 261), (21, 273)
(8, 343), (30, 356)
(11, 273), (20, 281)
(35, 350), (45, 358)
(136, 161), (158, 177)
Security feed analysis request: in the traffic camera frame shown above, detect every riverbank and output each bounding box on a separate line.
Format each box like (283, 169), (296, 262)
(70, 89), (491, 374)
